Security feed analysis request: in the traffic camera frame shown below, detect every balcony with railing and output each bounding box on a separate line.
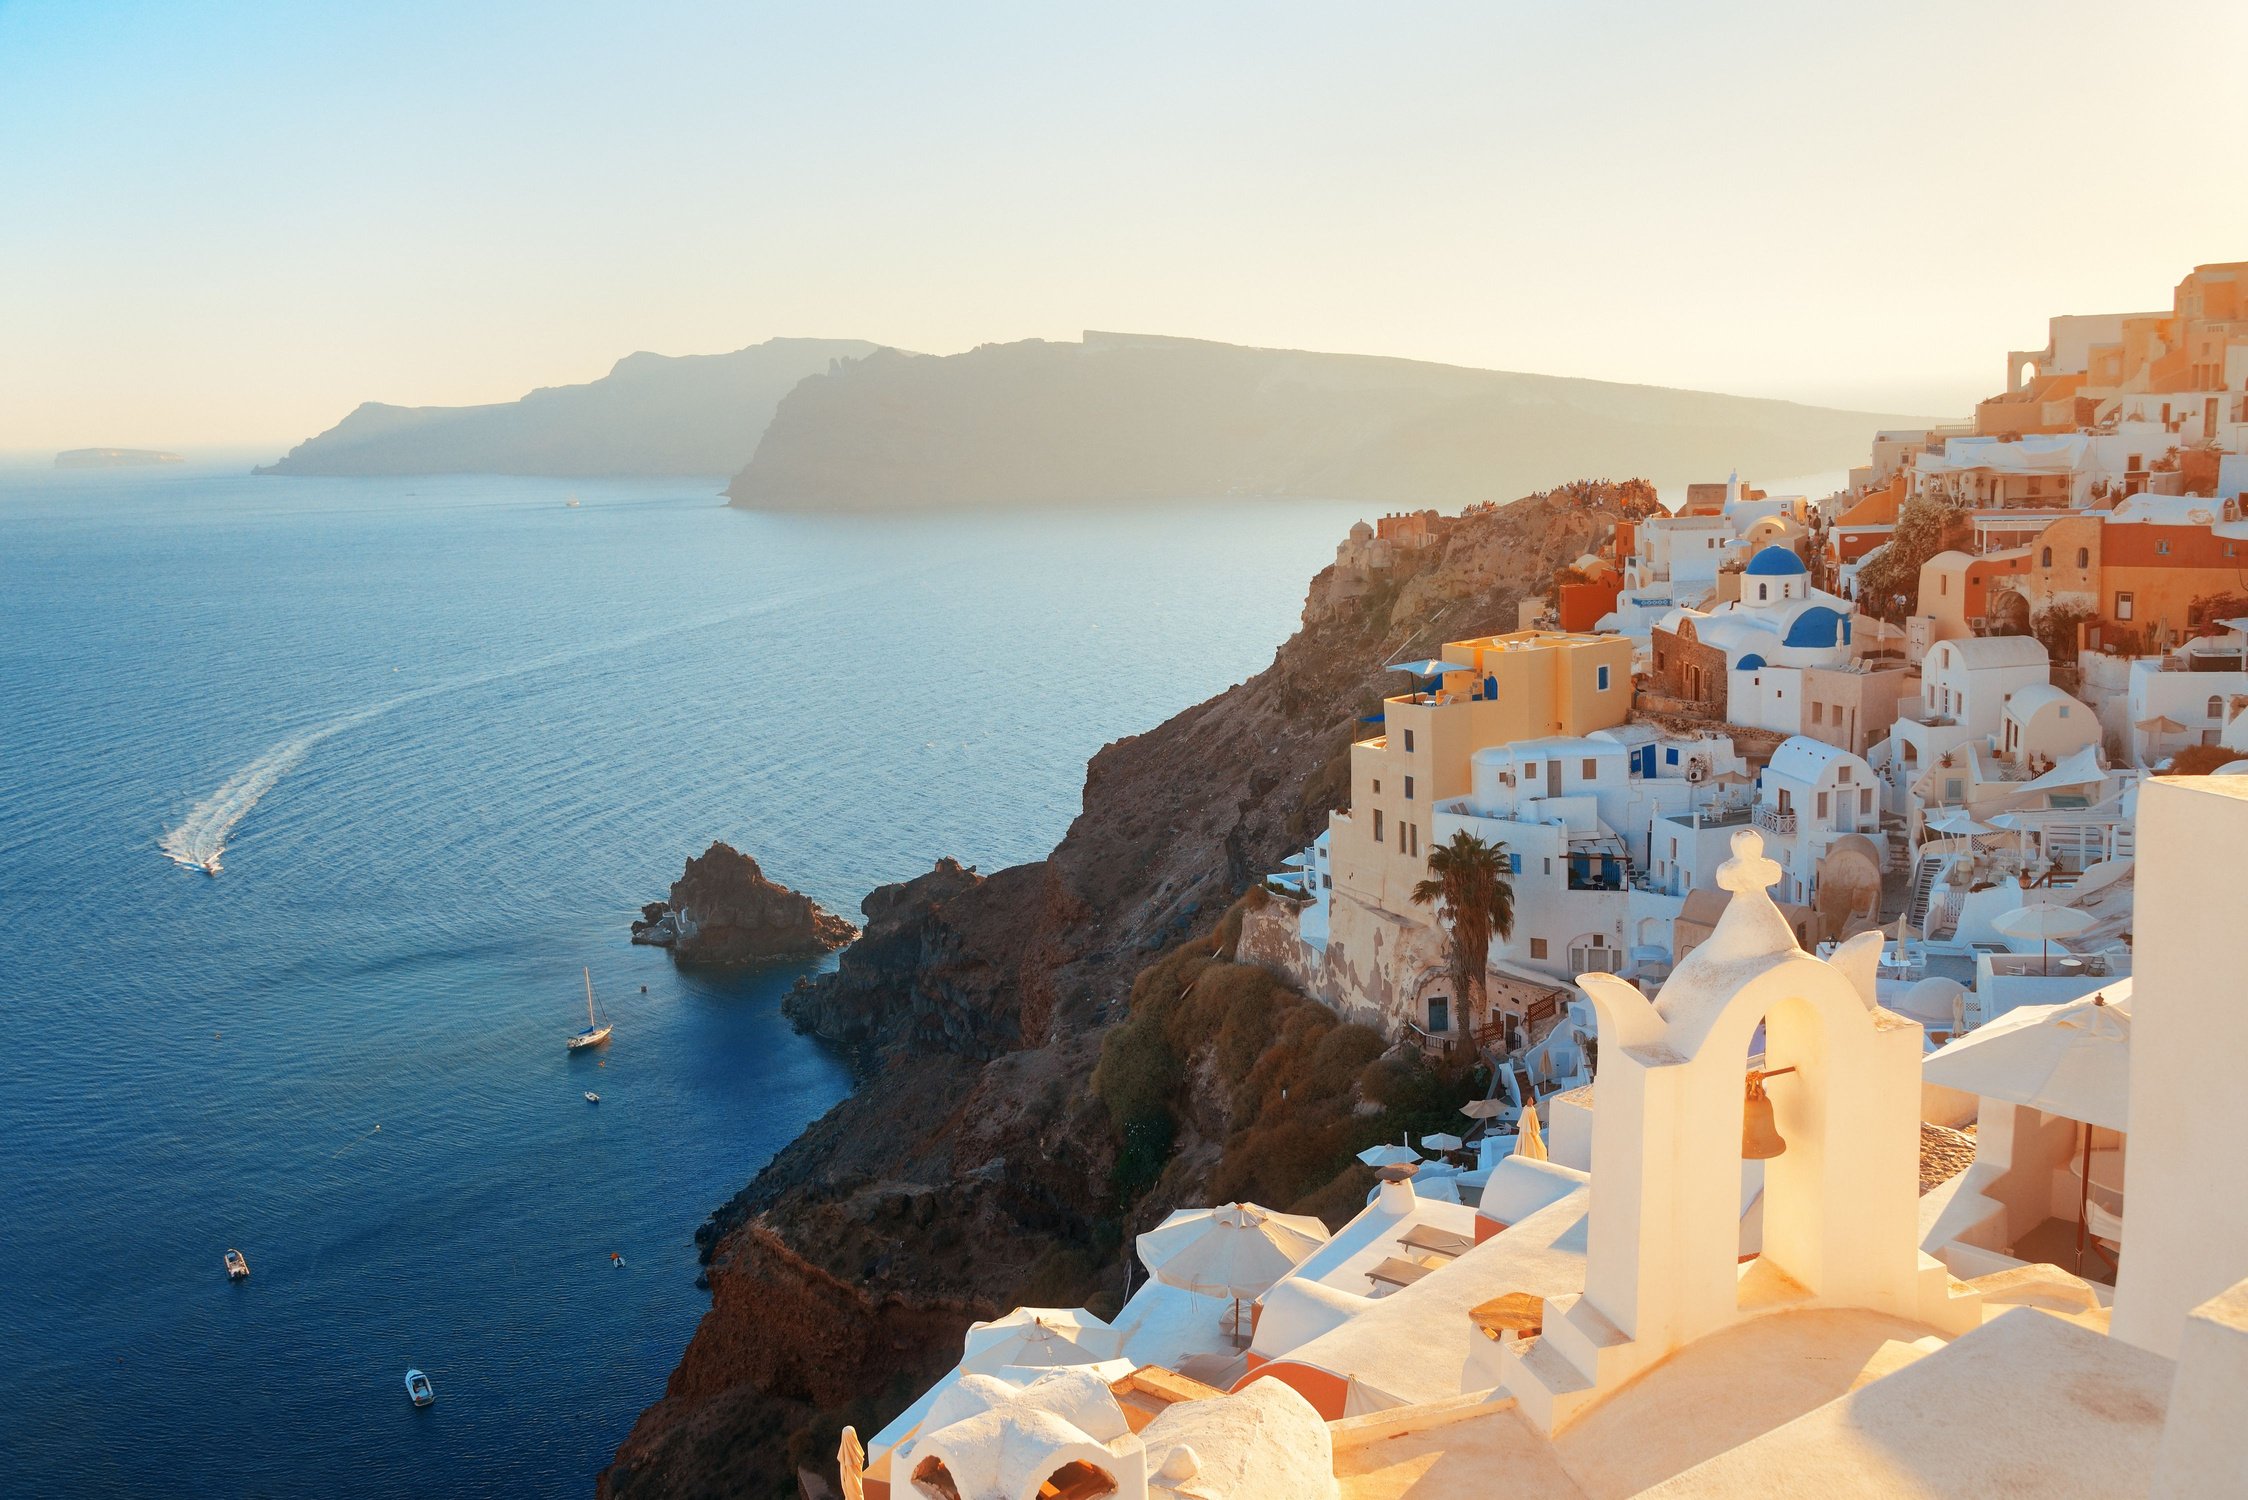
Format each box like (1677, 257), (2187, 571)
(1757, 806), (1797, 837)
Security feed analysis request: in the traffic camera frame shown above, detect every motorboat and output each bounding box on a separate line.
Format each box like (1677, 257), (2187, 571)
(224, 1248), (249, 1280)
(566, 967), (612, 1051)
(404, 1368), (435, 1407)
(584, 1091), (600, 1104)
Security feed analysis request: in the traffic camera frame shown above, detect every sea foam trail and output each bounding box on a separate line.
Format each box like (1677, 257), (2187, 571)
(157, 572), (906, 876)
(159, 707), (386, 873)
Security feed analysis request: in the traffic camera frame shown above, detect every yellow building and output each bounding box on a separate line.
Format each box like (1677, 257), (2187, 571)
(1330, 631), (1634, 914)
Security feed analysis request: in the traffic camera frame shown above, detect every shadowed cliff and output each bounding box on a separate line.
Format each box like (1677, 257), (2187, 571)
(258, 338), (879, 478)
(602, 482), (1661, 1498)
(730, 333), (1920, 511)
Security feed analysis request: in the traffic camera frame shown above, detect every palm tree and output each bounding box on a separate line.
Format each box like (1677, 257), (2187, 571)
(1411, 830), (1516, 1039)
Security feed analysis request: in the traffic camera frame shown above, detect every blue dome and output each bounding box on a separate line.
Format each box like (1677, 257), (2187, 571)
(1744, 546), (1808, 577)
(1782, 605), (1844, 648)
(1736, 653), (1767, 672)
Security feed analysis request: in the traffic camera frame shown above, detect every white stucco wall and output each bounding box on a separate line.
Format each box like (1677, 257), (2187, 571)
(2112, 777), (2248, 1357)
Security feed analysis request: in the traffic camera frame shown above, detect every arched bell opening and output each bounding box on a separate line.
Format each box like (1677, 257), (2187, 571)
(1733, 991), (1833, 1312)
(1039, 1460), (1119, 1499)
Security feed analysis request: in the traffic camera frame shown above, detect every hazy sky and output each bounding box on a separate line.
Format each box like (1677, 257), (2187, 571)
(3, 0), (2243, 452)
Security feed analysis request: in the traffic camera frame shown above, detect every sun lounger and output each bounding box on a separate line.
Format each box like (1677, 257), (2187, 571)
(1366, 1256), (1434, 1291)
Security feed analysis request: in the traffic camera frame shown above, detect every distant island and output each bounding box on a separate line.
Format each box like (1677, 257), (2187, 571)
(256, 337), (878, 478)
(730, 332), (1930, 512)
(55, 448), (183, 468)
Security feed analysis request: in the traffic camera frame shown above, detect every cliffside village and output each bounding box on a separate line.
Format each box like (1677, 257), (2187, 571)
(835, 263), (2248, 1498)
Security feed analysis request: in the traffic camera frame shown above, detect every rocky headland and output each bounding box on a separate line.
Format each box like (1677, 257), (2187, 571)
(257, 337), (878, 478)
(729, 332), (1911, 512)
(635, 841), (858, 965)
(601, 483), (1663, 1498)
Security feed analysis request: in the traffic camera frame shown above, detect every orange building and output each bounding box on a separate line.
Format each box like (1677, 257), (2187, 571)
(2007, 498), (2248, 651)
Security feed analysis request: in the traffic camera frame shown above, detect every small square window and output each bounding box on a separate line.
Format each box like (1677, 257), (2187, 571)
(1529, 938), (1548, 960)
(1597, 664), (1612, 690)
(1581, 758), (1597, 779)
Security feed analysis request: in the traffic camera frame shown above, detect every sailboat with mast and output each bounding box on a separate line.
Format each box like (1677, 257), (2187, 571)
(566, 967), (612, 1051)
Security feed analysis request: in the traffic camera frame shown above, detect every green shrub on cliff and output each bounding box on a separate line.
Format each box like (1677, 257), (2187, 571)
(1092, 897), (1478, 1226)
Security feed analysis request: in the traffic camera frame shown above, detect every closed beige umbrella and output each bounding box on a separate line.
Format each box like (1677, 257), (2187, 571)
(1514, 1102), (1548, 1162)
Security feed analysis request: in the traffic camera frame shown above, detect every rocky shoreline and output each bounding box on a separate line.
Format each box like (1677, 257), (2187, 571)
(600, 486), (1658, 1499)
(632, 840), (858, 965)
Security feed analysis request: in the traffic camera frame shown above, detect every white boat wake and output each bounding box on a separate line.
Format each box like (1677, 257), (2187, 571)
(157, 572), (902, 877)
(159, 706), (387, 874)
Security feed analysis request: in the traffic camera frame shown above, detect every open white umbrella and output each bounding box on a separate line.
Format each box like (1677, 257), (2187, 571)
(1925, 809), (1998, 838)
(1140, 1203), (1330, 1347)
(1459, 1098), (1511, 1120)
(1137, 1203), (1328, 1291)
(1992, 900), (2095, 973)
(1924, 989), (2132, 1275)
(1357, 1143), (1422, 1168)
(1419, 1132), (1465, 1153)
(962, 1310), (1117, 1370)
(1923, 989), (2130, 1132)
(1386, 658), (1474, 678)
(2136, 714), (2188, 761)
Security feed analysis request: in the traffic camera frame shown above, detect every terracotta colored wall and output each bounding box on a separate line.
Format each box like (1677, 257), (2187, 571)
(1558, 574), (1622, 632)
(1232, 1361), (1350, 1420)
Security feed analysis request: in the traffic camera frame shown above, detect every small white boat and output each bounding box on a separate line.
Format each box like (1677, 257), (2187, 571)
(404, 1368), (435, 1407)
(584, 1091), (600, 1104)
(224, 1248), (249, 1281)
(201, 856), (221, 877)
(566, 968), (612, 1051)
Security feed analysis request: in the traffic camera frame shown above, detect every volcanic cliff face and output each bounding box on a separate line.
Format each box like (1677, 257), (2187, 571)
(658, 841), (859, 965)
(600, 483), (1659, 1499)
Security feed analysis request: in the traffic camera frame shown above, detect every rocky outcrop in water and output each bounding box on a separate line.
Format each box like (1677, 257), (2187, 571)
(601, 483), (1660, 1499)
(640, 842), (858, 965)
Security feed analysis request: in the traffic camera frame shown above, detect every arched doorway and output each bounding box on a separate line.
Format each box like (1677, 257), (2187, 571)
(1986, 588), (2031, 637)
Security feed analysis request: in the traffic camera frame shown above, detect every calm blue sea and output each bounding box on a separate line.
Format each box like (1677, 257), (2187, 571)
(0, 463), (1363, 1497)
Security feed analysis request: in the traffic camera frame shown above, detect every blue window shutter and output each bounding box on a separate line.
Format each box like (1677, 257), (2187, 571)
(1508, 852), (1522, 875)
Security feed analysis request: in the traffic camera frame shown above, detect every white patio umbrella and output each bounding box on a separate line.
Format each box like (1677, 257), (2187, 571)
(1991, 900), (2096, 973)
(1137, 1203), (1328, 1290)
(1139, 1203), (1330, 1347)
(961, 1310), (1117, 1370)
(1357, 1143), (1422, 1168)
(1925, 809), (1998, 838)
(1418, 1132), (1465, 1154)
(1458, 1098), (1511, 1120)
(1386, 658), (1474, 678)
(1923, 989), (2131, 1131)
(2135, 714), (2188, 761)
(1924, 990), (2132, 1275)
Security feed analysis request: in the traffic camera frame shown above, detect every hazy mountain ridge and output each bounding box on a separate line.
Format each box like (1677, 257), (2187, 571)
(256, 337), (879, 478)
(730, 332), (1926, 510)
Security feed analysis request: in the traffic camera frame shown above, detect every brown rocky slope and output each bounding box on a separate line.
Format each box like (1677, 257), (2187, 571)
(600, 481), (1662, 1498)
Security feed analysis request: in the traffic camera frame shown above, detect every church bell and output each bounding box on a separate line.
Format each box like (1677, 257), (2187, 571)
(1742, 1068), (1790, 1160)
